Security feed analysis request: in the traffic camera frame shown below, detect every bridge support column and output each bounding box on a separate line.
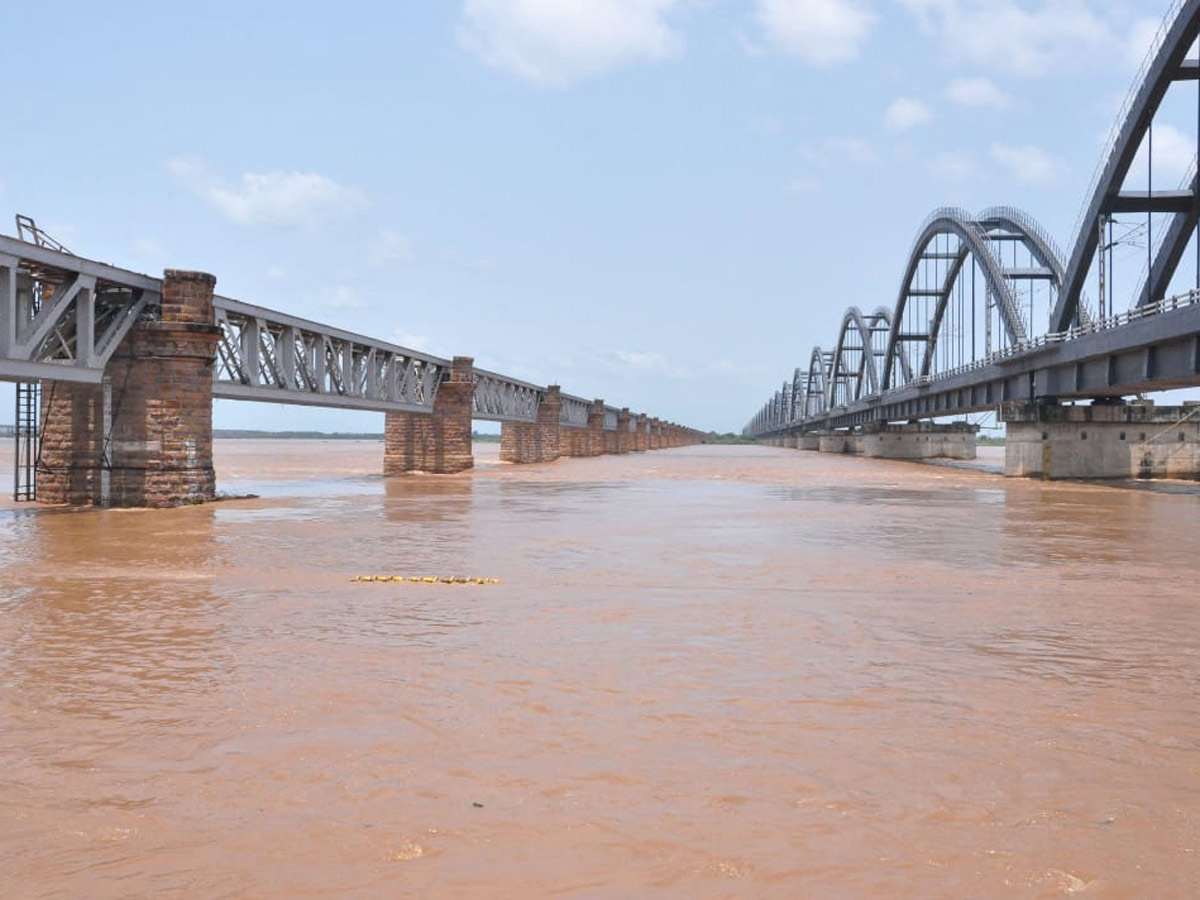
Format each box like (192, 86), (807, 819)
(859, 422), (977, 461)
(1002, 400), (1200, 479)
(559, 426), (587, 457)
(818, 432), (849, 453)
(500, 385), (561, 464)
(39, 270), (221, 507)
(798, 433), (821, 451)
(616, 408), (633, 453)
(586, 399), (607, 456)
(385, 356), (475, 474)
(648, 418), (661, 449)
(634, 413), (648, 451)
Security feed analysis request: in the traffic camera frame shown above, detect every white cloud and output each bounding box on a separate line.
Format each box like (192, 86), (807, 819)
(930, 150), (975, 182)
(612, 349), (688, 377)
(458, 0), (683, 89)
(165, 157), (367, 227)
(319, 285), (364, 310)
(133, 237), (166, 260)
(884, 96), (932, 131)
(1125, 16), (1164, 69)
(1128, 123), (1196, 191)
(785, 175), (820, 194)
(392, 329), (432, 353)
(898, 0), (1118, 77)
(946, 76), (1010, 109)
(368, 229), (415, 264)
(755, 0), (876, 66)
(990, 142), (1069, 187)
(822, 136), (878, 165)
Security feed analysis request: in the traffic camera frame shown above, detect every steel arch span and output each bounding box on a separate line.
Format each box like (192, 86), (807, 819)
(1055, 0), (1200, 331)
(745, 204), (1073, 434)
(746, 0), (1200, 440)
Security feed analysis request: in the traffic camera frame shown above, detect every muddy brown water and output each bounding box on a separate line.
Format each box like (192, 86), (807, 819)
(1, 440), (1199, 898)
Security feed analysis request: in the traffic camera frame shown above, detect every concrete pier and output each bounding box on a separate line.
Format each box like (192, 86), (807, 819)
(858, 422), (977, 460)
(1003, 400), (1200, 479)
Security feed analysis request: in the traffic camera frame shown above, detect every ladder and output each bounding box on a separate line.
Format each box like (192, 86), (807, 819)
(13, 381), (40, 501)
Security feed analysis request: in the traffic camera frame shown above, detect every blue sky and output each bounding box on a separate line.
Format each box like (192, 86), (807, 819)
(0, 0), (1188, 432)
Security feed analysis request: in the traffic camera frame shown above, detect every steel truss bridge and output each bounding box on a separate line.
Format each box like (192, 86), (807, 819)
(0, 231), (645, 438)
(748, 0), (1200, 438)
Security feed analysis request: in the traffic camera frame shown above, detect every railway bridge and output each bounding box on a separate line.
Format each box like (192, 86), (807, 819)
(0, 223), (702, 507)
(746, 0), (1200, 479)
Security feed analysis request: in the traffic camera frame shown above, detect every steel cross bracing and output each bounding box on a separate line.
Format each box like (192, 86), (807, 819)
(559, 393), (592, 427)
(0, 235), (159, 383)
(472, 368), (542, 423)
(214, 297), (449, 414)
(0, 231), (664, 430)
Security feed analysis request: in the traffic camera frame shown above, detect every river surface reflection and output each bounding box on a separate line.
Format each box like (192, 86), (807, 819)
(1, 440), (1199, 897)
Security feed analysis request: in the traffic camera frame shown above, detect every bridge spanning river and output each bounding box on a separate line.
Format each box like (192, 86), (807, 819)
(0, 224), (701, 506)
(747, 0), (1200, 480)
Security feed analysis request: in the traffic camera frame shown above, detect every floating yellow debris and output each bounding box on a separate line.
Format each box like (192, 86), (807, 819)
(351, 575), (500, 585)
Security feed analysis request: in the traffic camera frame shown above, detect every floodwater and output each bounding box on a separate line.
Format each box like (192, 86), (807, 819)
(2, 440), (1200, 898)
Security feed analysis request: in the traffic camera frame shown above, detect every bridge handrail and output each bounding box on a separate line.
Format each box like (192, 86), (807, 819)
(757, 285), (1200, 433)
(977, 205), (1068, 271)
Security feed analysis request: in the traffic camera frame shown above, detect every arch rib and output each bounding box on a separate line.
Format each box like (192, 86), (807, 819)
(882, 208), (1028, 390)
(1056, 0), (1200, 330)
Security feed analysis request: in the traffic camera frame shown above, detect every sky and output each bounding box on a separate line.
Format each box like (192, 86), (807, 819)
(0, 0), (1191, 433)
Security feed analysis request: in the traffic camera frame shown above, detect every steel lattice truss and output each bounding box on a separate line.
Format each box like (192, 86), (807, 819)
(472, 369), (542, 423)
(213, 298), (448, 413)
(0, 233), (670, 431)
(559, 393), (592, 427)
(0, 236), (158, 383)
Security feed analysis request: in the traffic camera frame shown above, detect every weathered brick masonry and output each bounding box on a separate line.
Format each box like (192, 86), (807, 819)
(616, 408), (632, 454)
(39, 270), (220, 507)
(385, 356), (475, 474)
(501, 385), (562, 464)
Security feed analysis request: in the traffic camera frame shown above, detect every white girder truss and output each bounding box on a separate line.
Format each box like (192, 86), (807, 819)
(472, 368), (542, 423)
(0, 231), (669, 430)
(559, 393), (591, 427)
(0, 235), (159, 383)
(213, 297), (448, 414)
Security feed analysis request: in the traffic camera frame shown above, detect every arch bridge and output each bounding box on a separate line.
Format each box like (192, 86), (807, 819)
(747, 0), (1200, 478)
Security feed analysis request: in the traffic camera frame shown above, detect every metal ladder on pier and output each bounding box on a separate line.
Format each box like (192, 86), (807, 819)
(13, 381), (40, 501)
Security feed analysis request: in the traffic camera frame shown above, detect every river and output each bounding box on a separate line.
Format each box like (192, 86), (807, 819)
(1, 441), (1198, 897)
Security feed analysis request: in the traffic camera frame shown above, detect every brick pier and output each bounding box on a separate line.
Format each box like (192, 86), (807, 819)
(385, 356), (476, 474)
(39, 270), (221, 507)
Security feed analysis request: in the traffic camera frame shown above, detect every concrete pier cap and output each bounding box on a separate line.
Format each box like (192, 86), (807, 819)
(1002, 398), (1200, 479)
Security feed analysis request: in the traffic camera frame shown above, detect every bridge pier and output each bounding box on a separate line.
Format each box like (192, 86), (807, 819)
(817, 433), (851, 454)
(798, 433), (821, 451)
(1002, 400), (1200, 479)
(384, 356), (475, 475)
(634, 413), (648, 451)
(500, 385), (562, 464)
(616, 408), (633, 454)
(559, 399), (605, 457)
(39, 270), (221, 507)
(859, 422), (977, 460)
